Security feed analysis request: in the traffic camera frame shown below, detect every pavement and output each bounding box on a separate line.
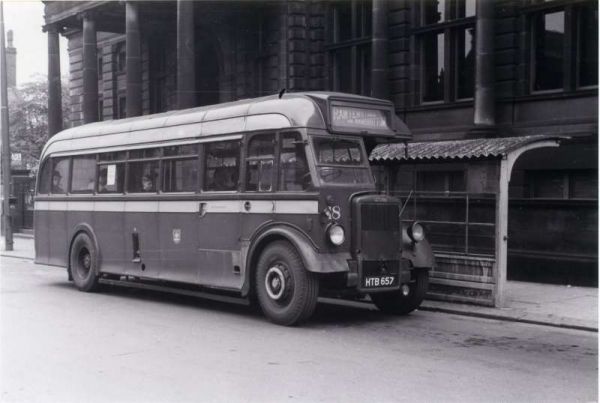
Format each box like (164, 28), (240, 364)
(2, 232), (597, 332)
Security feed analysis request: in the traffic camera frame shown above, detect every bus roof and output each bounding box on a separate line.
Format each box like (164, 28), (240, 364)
(41, 92), (411, 159)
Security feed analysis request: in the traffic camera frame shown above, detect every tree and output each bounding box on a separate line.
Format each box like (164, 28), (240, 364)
(8, 77), (69, 169)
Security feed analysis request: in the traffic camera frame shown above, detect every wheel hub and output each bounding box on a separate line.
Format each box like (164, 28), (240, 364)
(77, 249), (91, 277)
(265, 265), (286, 300)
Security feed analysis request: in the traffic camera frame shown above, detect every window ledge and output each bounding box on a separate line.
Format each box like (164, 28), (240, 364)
(401, 99), (474, 112)
(512, 88), (598, 103)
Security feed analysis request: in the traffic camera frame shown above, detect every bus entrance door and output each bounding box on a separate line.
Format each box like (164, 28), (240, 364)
(196, 200), (243, 290)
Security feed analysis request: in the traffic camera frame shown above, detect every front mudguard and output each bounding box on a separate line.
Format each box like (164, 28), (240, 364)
(402, 238), (435, 269)
(241, 223), (351, 296)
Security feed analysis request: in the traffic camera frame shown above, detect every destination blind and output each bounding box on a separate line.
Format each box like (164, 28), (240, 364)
(330, 105), (392, 133)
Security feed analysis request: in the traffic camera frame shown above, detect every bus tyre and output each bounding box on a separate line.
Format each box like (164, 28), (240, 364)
(70, 233), (100, 292)
(370, 269), (429, 315)
(256, 241), (319, 326)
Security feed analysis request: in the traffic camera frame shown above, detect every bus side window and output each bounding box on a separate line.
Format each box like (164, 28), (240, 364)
(128, 160), (159, 193)
(71, 155), (97, 193)
(246, 134), (274, 192)
(203, 141), (240, 192)
(97, 164), (125, 193)
(162, 145), (198, 192)
(280, 133), (310, 191)
(38, 158), (52, 194)
(51, 158), (70, 194)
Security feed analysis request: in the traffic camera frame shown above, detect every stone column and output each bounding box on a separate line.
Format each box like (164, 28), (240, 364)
(371, 0), (389, 100)
(47, 25), (63, 136)
(126, 1), (142, 117)
(82, 13), (99, 123)
(177, 0), (195, 109)
(473, 0), (495, 130)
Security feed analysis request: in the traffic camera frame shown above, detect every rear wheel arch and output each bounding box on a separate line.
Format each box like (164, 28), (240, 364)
(68, 224), (101, 278)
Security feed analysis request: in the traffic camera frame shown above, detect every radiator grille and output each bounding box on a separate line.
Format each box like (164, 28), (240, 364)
(361, 203), (400, 231)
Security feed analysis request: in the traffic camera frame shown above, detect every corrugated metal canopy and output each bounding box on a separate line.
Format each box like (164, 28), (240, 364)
(370, 134), (569, 162)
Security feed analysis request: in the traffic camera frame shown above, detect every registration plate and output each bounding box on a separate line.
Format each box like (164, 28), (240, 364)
(363, 275), (397, 289)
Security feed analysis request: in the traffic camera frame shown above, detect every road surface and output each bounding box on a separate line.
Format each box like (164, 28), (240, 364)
(1, 255), (597, 402)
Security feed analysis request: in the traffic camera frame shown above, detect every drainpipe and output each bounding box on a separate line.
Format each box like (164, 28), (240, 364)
(471, 0), (495, 136)
(371, 0), (388, 100)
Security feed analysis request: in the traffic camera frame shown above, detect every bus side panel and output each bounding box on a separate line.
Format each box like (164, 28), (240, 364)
(124, 211), (161, 278)
(158, 211), (198, 284)
(48, 209), (68, 267)
(197, 210), (242, 289)
(34, 209), (49, 264)
(93, 211), (127, 275)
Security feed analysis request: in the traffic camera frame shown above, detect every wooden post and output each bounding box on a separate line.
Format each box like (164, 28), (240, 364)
(82, 12), (99, 123)
(47, 24), (62, 136)
(494, 158), (509, 307)
(176, 0), (195, 109)
(126, 1), (142, 117)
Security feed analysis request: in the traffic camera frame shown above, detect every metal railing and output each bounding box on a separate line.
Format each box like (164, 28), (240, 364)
(389, 191), (496, 257)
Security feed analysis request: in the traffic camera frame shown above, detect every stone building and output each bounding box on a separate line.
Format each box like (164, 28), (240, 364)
(43, 0), (597, 286)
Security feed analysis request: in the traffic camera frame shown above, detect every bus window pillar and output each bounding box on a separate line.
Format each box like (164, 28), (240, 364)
(82, 12), (99, 124)
(126, 1), (142, 117)
(46, 24), (62, 136)
(176, 0), (196, 109)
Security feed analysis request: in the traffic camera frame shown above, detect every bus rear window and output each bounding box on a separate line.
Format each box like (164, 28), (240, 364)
(38, 159), (51, 194)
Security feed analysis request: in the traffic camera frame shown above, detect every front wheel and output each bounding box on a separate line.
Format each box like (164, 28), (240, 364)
(255, 241), (319, 326)
(69, 233), (100, 292)
(370, 269), (429, 315)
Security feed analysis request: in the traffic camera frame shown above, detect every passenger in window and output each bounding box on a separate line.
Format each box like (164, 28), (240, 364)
(98, 175), (108, 193)
(86, 178), (95, 191)
(213, 167), (236, 191)
(141, 174), (155, 192)
(52, 171), (64, 193)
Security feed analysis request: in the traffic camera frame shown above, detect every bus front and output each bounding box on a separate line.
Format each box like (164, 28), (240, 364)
(307, 96), (433, 314)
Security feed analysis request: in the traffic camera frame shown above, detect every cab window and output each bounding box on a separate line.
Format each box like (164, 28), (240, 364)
(279, 133), (310, 191)
(246, 134), (275, 192)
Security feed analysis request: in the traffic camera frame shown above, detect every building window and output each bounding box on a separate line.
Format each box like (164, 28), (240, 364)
(416, 0), (476, 103)
(529, 0), (598, 93)
(118, 96), (126, 119)
(526, 170), (598, 199)
(327, 1), (372, 96)
(150, 40), (168, 113)
(116, 42), (126, 73)
(416, 170), (466, 192)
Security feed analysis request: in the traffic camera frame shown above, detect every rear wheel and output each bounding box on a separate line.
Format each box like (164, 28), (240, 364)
(255, 241), (319, 326)
(370, 269), (429, 315)
(69, 233), (100, 292)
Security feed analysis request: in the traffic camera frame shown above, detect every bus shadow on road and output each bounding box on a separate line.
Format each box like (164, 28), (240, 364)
(47, 280), (419, 327)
